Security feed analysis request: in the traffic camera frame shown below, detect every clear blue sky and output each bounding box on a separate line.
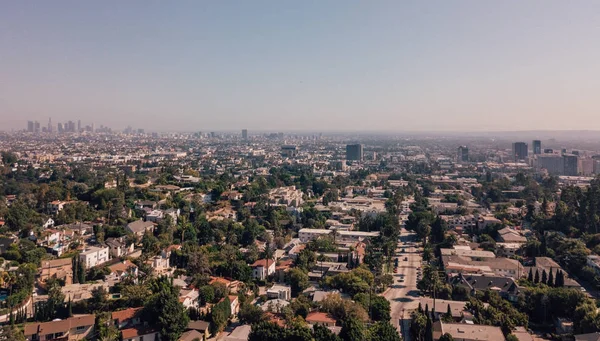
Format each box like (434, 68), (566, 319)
(2, 1), (600, 132)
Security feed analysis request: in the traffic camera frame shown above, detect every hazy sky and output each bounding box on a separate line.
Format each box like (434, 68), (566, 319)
(2, 1), (600, 132)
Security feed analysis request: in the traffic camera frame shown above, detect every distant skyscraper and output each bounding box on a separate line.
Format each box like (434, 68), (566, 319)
(57, 123), (63, 133)
(346, 144), (364, 161)
(242, 129), (248, 140)
(512, 142), (528, 161)
(457, 146), (469, 162)
(533, 140), (541, 155)
(34, 121), (41, 133)
(77, 120), (81, 132)
(210, 132), (216, 138)
(48, 118), (53, 133)
(27, 121), (34, 132)
(563, 154), (579, 176)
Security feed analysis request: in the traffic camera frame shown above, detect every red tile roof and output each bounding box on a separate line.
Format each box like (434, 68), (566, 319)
(251, 259), (273, 268)
(121, 326), (159, 339)
(306, 312), (337, 324)
(111, 307), (143, 324)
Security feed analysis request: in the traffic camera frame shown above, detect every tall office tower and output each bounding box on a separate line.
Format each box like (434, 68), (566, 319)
(346, 144), (364, 161)
(91, 123), (95, 133)
(68, 121), (75, 132)
(47, 118), (53, 133)
(34, 121), (41, 133)
(77, 120), (81, 132)
(533, 140), (542, 155)
(563, 154), (579, 176)
(27, 121), (34, 132)
(57, 123), (63, 133)
(242, 129), (248, 140)
(512, 142), (528, 161)
(210, 132), (216, 138)
(457, 146), (469, 162)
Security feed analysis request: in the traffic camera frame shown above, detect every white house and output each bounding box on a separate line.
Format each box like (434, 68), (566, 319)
(42, 218), (55, 229)
(251, 259), (276, 280)
(266, 284), (291, 301)
(79, 246), (110, 268)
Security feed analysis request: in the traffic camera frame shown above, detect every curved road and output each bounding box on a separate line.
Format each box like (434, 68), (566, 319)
(383, 228), (421, 341)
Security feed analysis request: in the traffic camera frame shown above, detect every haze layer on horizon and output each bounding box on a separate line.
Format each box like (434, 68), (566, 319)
(1, 1), (600, 132)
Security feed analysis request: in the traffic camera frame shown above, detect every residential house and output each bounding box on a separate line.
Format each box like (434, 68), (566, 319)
(266, 284), (291, 301)
(105, 237), (134, 258)
(24, 314), (95, 341)
(121, 327), (160, 341)
(477, 215), (502, 230)
(432, 320), (505, 341)
(108, 260), (138, 283)
(251, 259), (276, 280)
(259, 299), (290, 313)
(587, 255), (600, 276)
(208, 277), (242, 294)
(43, 218), (55, 229)
(449, 273), (521, 302)
(186, 320), (211, 341)
(113, 307), (160, 341)
(179, 288), (200, 310)
(575, 332), (600, 341)
(440, 248), (496, 260)
(228, 295), (240, 317)
(496, 227), (527, 243)
(225, 325), (251, 341)
(79, 246), (110, 268)
(40, 258), (73, 285)
(297, 228), (379, 243)
(305, 312), (337, 327)
(47, 200), (68, 215)
(113, 307), (143, 329)
(418, 298), (472, 322)
(126, 220), (155, 237)
(135, 201), (157, 210)
(179, 330), (206, 341)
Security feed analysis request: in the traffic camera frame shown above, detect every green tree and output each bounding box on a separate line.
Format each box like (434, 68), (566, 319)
(534, 269), (540, 284)
(209, 297), (231, 335)
(198, 285), (216, 305)
(47, 281), (66, 319)
(248, 321), (285, 341)
(144, 277), (190, 341)
(527, 268), (533, 282)
(541, 269), (547, 285)
(89, 286), (109, 312)
(339, 316), (367, 341)
(0, 325), (26, 341)
(439, 333), (454, 341)
(369, 321), (402, 341)
(313, 323), (342, 341)
(239, 303), (264, 324)
(121, 284), (151, 307)
(289, 268), (309, 296)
